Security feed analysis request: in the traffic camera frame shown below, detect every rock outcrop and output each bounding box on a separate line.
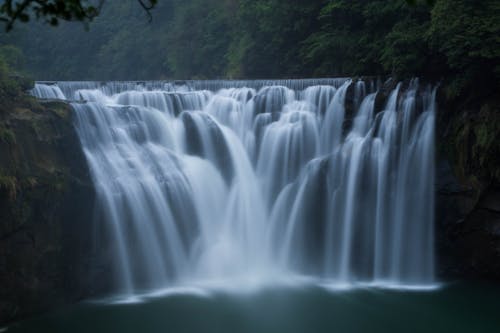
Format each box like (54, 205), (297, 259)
(0, 97), (95, 325)
(435, 95), (500, 281)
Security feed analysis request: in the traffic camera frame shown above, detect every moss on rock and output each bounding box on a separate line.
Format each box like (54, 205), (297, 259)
(0, 94), (95, 326)
(436, 85), (500, 281)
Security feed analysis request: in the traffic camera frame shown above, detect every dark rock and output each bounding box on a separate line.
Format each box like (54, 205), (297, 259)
(434, 87), (500, 282)
(0, 99), (96, 326)
(479, 191), (500, 213)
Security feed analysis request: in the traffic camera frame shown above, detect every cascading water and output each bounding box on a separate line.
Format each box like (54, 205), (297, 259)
(33, 79), (437, 294)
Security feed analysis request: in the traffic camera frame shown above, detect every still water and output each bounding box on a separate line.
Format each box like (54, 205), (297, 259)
(7, 283), (500, 333)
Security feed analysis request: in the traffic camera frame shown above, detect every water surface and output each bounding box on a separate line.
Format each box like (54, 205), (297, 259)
(7, 283), (500, 333)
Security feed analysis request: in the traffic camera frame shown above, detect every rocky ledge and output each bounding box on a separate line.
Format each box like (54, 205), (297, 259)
(435, 95), (500, 281)
(0, 97), (95, 325)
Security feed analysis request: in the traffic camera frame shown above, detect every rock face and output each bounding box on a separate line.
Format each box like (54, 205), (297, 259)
(0, 98), (95, 325)
(436, 162), (500, 279)
(435, 95), (500, 281)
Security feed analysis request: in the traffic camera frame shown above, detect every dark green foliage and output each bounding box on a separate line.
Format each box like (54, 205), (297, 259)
(0, 0), (159, 31)
(428, 0), (500, 98)
(165, 0), (233, 79)
(0, 0), (497, 103)
(227, 0), (324, 78)
(0, 45), (33, 108)
(0, 44), (24, 69)
(0, 0), (102, 31)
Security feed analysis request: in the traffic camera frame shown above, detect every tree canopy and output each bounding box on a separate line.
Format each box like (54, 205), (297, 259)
(0, 0), (497, 99)
(0, 0), (158, 31)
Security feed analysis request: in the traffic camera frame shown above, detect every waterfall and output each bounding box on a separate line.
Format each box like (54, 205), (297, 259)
(32, 83), (66, 99)
(33, 79), (436, 293)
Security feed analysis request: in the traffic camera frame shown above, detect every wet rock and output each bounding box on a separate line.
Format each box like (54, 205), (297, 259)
(434, 90), (500, 282)
(0, 99), (96, 326)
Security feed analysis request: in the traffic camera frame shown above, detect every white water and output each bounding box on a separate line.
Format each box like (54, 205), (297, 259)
(33, 79), (436, 294)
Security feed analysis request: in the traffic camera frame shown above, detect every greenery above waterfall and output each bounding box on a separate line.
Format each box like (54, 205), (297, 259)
(0, 0), (498, 96)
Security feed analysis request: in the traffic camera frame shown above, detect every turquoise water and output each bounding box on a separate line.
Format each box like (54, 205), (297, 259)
(6, 283), (500, 333)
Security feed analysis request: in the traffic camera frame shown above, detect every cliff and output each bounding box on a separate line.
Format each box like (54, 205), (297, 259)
(0, 95), (95, 325)
(435, 93), (500, 280)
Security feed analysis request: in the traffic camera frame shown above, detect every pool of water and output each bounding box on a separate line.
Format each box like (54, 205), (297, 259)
(6, 283), (500, 333)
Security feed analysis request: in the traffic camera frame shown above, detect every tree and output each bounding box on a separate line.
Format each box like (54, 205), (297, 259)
(0, 0), (158, 31)
(428, 0), (500, 97)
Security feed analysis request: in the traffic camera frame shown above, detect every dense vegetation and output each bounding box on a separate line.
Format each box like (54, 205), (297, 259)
(0, 45), (33, 115)
(0, 0), (496, 97)
(0, 0), (159, 31)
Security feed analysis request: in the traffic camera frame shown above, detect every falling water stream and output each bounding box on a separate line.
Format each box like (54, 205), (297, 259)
(32, 79), (437, 297)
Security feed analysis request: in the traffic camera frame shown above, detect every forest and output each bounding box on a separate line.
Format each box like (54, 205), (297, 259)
(0, 0), (498, 100)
